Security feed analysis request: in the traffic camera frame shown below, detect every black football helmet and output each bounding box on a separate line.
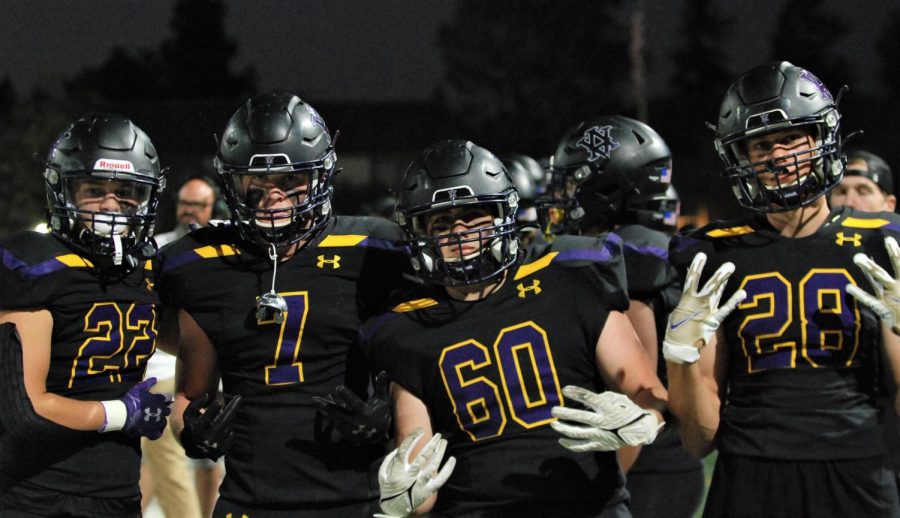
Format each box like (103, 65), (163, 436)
(501, 154), (544, 224)
(397, 140), (519, 286)
(215, 92), (337, 248)
(538, 115), (673, 234)
(714, 61), (843, 212)
(44, 114), (164, 266)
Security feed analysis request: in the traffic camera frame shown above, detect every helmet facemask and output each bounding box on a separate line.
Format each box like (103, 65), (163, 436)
(217, 150), (336, 248)
(718, 117), (842, 212)
(402, 199), (519, 287)
(46, 168), (163, 266)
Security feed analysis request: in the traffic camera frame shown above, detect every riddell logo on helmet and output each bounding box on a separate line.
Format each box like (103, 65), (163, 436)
(93, 158), (135, 173)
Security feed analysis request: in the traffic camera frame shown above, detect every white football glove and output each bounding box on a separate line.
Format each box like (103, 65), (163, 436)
(375, 427), (456, 518)
(662, 252), (747, 364)
(550, 386), (662, 452)
(847, 236), (900, 335)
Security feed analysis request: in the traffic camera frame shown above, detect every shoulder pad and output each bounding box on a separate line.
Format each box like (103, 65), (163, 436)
(0, 232), (94, 280)
(514, 232), (623, 280)
(317, 216), (407, 252)
(158, 225), (245, 273)
(836, 208), (900, 231)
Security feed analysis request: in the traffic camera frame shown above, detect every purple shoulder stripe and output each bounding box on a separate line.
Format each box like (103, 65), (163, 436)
(671, 236), (699, 253)
(160, 249), (205, 273)
(0, 247), (71, 279)
(359, 237), (410, 253)
(623, 242), (668, 261)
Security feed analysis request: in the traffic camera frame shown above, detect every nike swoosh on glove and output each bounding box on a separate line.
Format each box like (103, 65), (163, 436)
(663, 252), (746, 364)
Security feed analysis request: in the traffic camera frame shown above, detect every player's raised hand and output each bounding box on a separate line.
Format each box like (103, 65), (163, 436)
(375, 427), (456, 518)
(99, 377), (171, 439)
(550, 386), (661, 452)
(312, 370), (391, 445)
(663, 252), (746, 364)
(179, 392), (242, 461)
(848, 236), (900, 335)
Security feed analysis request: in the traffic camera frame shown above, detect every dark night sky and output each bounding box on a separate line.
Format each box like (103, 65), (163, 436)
(0, 0), (895, 101)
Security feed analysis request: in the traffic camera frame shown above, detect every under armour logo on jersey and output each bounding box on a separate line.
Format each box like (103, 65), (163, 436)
(576, 125), (620, 162)
(225, 514), (249, 518)
(145, 277), (154, 292)
(836, 232), (862, 247)
(144, 408), (163, 423)
(317, 254), (341, 269)
(517, 279), (542, 298)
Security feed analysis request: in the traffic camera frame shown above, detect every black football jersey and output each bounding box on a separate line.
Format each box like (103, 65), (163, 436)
(0, 231), (159, 514)
(364, 234), (630, 517)
(157, 216), (411, 510)
(669, 207), (900, 460)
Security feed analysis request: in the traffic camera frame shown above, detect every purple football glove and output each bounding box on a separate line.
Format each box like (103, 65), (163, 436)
(100, 377), (171, 439)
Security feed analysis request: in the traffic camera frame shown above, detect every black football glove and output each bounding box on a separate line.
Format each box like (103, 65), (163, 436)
(180, 393), (242, 461)
(312, 371), (392, 445)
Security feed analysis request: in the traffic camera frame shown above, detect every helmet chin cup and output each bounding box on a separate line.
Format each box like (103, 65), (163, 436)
(256, 291), (287, 324)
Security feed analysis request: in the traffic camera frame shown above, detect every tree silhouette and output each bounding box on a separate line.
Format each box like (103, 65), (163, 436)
(437, 0), (629, 154)
(160, 0), (255, 98)
(66, 0), (254, 100)
(651, 0), (736, 220)
(0, 89), (80, 234)
(0, 76), (16, 120)
(770, 0), (849, 90)
(669, 0), (733, 120)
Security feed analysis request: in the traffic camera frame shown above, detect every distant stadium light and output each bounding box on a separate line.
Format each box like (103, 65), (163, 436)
(33, 222), (50, 234)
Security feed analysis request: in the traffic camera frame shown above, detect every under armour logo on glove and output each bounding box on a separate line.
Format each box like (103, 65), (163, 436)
(99, 377), (172, 440)
(144, 407), (164, 423)
(180, 392), (242, 461)
(312, 371), (392, 445)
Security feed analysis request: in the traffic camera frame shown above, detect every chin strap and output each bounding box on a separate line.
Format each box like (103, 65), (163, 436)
(112, 233), (124, 266)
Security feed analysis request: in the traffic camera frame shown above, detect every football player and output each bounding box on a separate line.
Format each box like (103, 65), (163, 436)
(665, 61), (900, 516)
(541, 115), (701, 518)
(365, 140), (667, 517)
(158, 92), (411, 517)
(0, 114), (170, 516)
(830, 148), (900, 493)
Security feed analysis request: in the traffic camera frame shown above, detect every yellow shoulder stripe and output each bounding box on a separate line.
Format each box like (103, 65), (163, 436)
(319, 234), (367, 247)
(841, 217), (889, 229)
(514, 252), (557, 280)
(56, 254), (94, 267)
(144, 259), (153, 270)
(706, 226), (754, 238)
(392, 298), (438, 313)
(194, 244), (241, 258)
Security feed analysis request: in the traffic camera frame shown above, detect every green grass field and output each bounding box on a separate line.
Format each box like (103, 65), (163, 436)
(694, 451), (717, 518)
